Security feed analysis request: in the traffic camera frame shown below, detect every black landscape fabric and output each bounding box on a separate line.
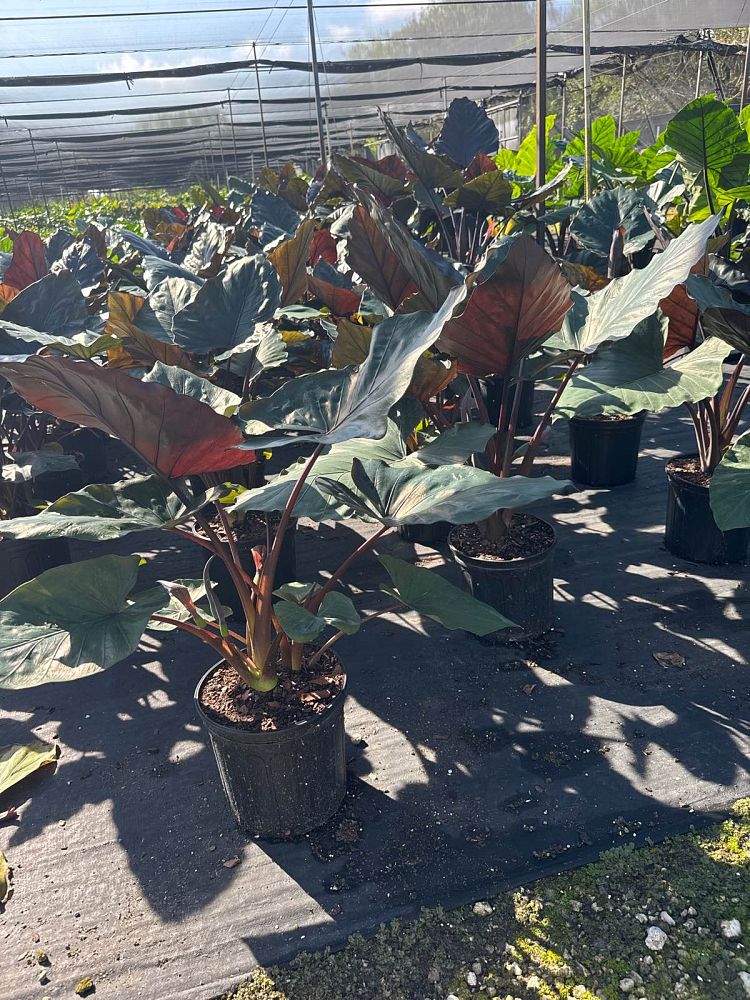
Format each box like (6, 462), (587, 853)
(2, 406), (749, 1000)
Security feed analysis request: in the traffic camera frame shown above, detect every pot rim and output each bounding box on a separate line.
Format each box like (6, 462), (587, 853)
(194, 658), (347, 744)
(665, 454), (711, 492)
(448, 514), (557, 570)
(570, 410), (646, 426)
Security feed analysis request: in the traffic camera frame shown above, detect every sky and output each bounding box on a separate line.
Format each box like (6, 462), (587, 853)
(1, 0), (748, 185)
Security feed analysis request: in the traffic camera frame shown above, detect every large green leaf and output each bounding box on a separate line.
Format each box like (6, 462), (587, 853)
(573, 214), (719, 355)
(274, 589), (360, 643)
(664, 96), (750, 210)
(685, 274), (750, 354)
(0, 476), (222, 542)
(142, 362), (241, 415)
(231, 413), (492, 522)
(138, 277), (199, 343)
(443, 172), (513, 215)
(0, 739), (59, 795)
(557, 315), (732, 418)
(569, 187), (654, 258)
(0, 356), (254, 478)
(169, 255), (281, 353)
(378, 554), (513, 636)
(0, 554), (166, 689)
(710, 430), (750, 531)
(237, 284), (466, 450)
(1, 271), (87, 338)
(2, 449), (79, 484)
(317, 458), (566, 526)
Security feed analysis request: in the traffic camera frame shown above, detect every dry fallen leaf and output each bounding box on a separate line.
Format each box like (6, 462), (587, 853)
(0, 807), (18, 824)
(223, 856), (241, 869)
(522, 683), (537, 696)
(0, 739), (59, 796)
(0, 850), (10, 905)
(653, 651), (686, 669)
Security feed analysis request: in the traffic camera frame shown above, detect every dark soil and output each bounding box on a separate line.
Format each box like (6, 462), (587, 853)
(198, 653), (344, 733)
(573, 412), (642, 423)
(667, 455), (712, 488)
(198, 510), (284, 546)
(450, 513), (555, 561)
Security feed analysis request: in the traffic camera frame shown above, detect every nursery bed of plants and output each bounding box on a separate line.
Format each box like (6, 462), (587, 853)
(2, 93), (750, 1000)
(3, 400), (750, 1000)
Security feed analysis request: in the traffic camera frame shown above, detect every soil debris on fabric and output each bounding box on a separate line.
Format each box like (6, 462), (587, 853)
(452, 514), (555, 561)
(198, 654), (344, 732)
(223, 799), (750, 1000)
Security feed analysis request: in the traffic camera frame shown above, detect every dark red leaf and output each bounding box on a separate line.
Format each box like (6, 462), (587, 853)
(307, 274), (362, 316)
(4, 231), (48, 291)
(438, 235), (572, 378)
(346, 205), (417, 311)
(660, 257), (707, 360)
(463, 152), (498, 180)
(0, 357), (255, 477)
(310, 230), (337, 267)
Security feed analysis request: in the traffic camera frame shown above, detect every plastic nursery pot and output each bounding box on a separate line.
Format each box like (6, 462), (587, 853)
(448, 516), (557, 638)
(479, 377), (535, 431)
(68, 428), (109, 483)
(569, 411), (646, 488)
(664, 458), (749, 566)
(0, 536), (71, 599)
(208, 514), (297, 621)
(396, 521), (451, 546)
(195, 662), (347, 837)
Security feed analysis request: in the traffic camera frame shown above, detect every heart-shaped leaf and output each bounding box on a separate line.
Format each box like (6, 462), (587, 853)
(1, 271), (87, 337)
(435, 98), (499, 168)
(710, 430), (750, 530)
(0, 356), (255, 477)
(0, 475), (223, 542)
(0, 554), (167, 689)
(3, 232), (48, 291)
(378, 554), (513, 635)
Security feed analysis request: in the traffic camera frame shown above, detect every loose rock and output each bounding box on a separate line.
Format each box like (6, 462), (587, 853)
(721, 919), (742, 940)
(645, 926), (668, 951)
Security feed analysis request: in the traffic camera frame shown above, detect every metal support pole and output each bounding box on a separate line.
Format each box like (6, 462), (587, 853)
(252, 42), (270, 167)
(695, 48), (704, 99)
(54, 141), (70, 207)
(535, 0), (547, 194)
(322, 101), (332, 160)
(581, 0), (593, 201)
(216, 116), (228, 186)
(207, 130), (217, 186)
(27, 129), (50, 223)
(306, 0), (328, 168)
(349, 124), (354, 154)
(741, 25), (750, 112)
(617, 53), (627, 137)
(250, 152), (255, 183)
(560, 74), (567, 137)
(226, 89), (239, 175)
(0, 156), (17, 227)
(443, 77), (449, 113)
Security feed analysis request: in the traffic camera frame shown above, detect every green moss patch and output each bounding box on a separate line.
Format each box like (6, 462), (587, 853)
(224, 801), (750, 1000)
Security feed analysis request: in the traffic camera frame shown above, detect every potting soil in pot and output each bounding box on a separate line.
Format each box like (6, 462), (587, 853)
(450, 512), (555, 561)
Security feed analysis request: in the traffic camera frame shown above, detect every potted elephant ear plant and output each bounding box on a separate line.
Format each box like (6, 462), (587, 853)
(547, 213), (720, 488)
(0, 289), (550, 838)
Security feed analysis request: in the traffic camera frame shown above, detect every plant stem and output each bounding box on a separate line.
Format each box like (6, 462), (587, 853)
(307, 603), (403, 669)
(684, 402), (709, 469)
(467, 375), (490, 426)
(519, 357), (580, 476)
(253, 444), (324, 676)
(308, 524), (390, 613)
(500, 379), (524, 477)
(149, 614), (253, 680)
(193, 510), (257, 632)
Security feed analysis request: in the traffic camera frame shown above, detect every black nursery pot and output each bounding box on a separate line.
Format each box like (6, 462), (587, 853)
(195, 664), (347, 837)
(479, 377), (535, 431)
(396, 521), (450, 546)
(0, 536), (71, 599)
(569, 411), (646, 488)
(664, 460), (749, 565)
(448, 518), (557, 638)
(209, 516), (297, 621)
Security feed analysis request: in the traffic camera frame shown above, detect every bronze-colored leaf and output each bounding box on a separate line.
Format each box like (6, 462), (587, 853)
(346, 205), (417, 311)
(438, 236), (573, 378)
(463, 152), (498, 180)
(332, 318), (371, 368)
(307, 274), (362, 316)
(408, 354), (458, 402)
(0, 356), (254, 477)
(660, 257), (707, 360)
(559, 260), (611, 292)
(106, 291), (192, 371)
(4, 231), (48, 291)
(269, 218), (315, 306)
(310, 229), (337, 266)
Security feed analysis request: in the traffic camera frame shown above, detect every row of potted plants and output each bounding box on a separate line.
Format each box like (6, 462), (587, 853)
(0, 93), (748, 838)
